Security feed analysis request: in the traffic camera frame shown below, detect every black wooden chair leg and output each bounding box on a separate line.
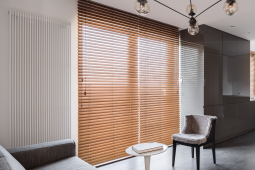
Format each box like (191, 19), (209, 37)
(192, 147), (194, 158)
(212, 141), (216, 164)
(172, 140), (177, 167)
(196, 146), (200, 170)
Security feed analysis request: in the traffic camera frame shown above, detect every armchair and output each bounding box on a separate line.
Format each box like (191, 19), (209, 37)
(172, 115), (217, 170)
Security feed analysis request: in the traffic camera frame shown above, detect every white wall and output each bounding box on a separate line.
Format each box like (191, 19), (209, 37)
(0, 0), (78, 149)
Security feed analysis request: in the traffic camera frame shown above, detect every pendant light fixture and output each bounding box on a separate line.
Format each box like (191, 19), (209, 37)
(134, 0), (150, 16)
(223, 0), (238, 16)
(188, 18), (199, 35)
(134, 0), (238, 35)
(187, 3), (199, 35)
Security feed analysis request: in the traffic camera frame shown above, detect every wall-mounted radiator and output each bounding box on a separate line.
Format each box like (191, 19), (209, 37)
(9, 9), (71, 148)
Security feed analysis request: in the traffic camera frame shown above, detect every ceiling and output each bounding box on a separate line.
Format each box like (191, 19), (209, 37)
(92, 0), (255, 41)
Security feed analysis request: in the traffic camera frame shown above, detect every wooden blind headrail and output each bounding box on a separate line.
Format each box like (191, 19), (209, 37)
(78, 0), (180, 165)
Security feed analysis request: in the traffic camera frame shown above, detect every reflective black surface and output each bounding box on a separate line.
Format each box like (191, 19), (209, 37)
(238, 38), (250, 56)
(223, 104), (238, 137)
(182, 24), (251, 142)
(204, 105), (224, 140)
(222, 55), (238, 97)
(237, 55), (250, 97)
(238, 102), (251, 133)
(204, 25), (223, 54)
(223, 32), (238, 57)
(250, 101), (255, 128)
(204, 52), (222, 106)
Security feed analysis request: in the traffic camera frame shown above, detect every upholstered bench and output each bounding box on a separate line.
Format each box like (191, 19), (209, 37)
(0, 139), (97, 170)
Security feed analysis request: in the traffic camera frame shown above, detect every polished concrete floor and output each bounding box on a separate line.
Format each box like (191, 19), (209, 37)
(98, 131), (255, 170)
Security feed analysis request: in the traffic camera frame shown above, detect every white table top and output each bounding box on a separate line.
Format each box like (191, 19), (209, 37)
(126, 143), (168, 156)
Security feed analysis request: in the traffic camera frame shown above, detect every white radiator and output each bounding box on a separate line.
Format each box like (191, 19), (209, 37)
(9, 9), (71, 148)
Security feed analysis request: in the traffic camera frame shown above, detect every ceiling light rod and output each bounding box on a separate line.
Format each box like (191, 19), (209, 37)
(195, 0), (222, 18)
(154, 0), (223, 19)
(154, 0), (190, 19)
(135, 0), (238, 35)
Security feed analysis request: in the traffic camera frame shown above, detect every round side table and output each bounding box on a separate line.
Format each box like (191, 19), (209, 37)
(126, 143), (168, 170)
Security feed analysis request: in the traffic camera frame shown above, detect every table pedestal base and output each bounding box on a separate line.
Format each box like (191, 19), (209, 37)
(144, 156), (151, 170)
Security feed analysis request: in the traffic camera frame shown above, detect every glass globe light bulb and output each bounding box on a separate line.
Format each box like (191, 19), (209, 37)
(188, 25), (199, 35)
(223, 0), (238, 16)
(189, 18), (198, 27)
(186, 4), (197, 15)
(134, 0), (150, 16)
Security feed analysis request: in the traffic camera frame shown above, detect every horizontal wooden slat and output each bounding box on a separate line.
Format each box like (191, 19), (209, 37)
(78, 0), (179, 165)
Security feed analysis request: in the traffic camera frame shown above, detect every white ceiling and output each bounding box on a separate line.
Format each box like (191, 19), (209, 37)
(92, 0), (255, 41)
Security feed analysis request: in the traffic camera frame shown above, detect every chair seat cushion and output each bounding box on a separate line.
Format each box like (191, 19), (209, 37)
(31, 157), (97, 170)
(172, 133), (207, 145)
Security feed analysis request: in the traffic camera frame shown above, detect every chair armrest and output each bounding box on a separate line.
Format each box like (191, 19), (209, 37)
(7, 139), (76, 170)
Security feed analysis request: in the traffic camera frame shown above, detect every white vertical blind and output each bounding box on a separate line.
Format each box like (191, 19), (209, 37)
(180, 33), (204, 129)
(9, 9), (71, 148)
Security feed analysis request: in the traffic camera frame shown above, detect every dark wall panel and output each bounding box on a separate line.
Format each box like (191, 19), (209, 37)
(204, 105), (224, 140)
(238, 102), (251, 133)
(204, 25), (223, 54)
(223, 32), (238, 57)
(237, 55), (250, 97)
(250, 102), (255, 128)
(204, 51), (222, 106)
(223, 104), (238, 137)
(238, 38), (250, 56)
(181, 24), (251, 143)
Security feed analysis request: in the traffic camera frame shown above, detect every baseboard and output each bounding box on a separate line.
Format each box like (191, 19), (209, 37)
(203, 127), (255, 149)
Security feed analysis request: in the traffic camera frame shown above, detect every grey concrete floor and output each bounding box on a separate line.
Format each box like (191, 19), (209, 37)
(98, 131), (255, 170)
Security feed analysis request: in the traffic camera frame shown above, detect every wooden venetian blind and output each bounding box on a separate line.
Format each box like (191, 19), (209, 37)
(78, 0), (179, 165)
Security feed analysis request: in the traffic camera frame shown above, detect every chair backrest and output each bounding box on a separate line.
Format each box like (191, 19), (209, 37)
(206, 119), (216, 143)
(182, 115), (217, 138)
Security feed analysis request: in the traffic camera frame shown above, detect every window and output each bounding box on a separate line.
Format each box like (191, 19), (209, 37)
(179, 31), (204, 129)
(78, 0), (179, 165)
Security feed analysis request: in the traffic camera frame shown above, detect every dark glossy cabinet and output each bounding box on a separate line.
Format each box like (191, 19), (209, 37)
(223, 96), (238, 104)
(237, 55), (250, 96)
(204, 52), (222, 106)
(223, 32), (238, 57)
(203, 26), (252, 141)
(206, 103), (253, 141)
(222, 55), (250, 98)
(238, 38), (250, 55)
(238, 97), (250, 103)
(238, 102), (251, 132)
(181, 24), (252, 143)
(223, 104), (238, 137)
(204, 27), (250, 107)
(223, 55), (238, 97)
(204, 26), (223, 54)
(250, 102), (255, 128)
(204, 105), (224, 140)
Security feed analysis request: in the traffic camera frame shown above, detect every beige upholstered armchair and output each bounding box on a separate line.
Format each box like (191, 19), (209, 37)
(172, 115), (217, 170)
